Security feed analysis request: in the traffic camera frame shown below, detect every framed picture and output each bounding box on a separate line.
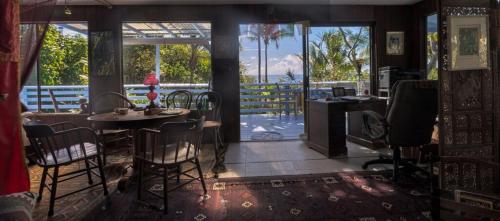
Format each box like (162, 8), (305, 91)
(386, 31), (404, 55)
(448, 16), (489, 71)
(90, 31), (115, 76)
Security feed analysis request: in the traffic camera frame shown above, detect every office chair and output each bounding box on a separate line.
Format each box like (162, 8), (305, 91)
(361, 80), (438, 181)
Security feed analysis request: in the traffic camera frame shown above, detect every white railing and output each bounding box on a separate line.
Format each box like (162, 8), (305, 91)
(20, 81), (366, 113)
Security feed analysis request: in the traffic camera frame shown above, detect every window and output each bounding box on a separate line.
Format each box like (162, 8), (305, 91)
(121, 22), (212, 107)
(21, 23), (89, 112)
(308, 26), (371, 97)
(426, 14), (438, 80)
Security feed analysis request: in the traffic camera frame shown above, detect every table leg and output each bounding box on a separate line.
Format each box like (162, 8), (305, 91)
(118, 129), (139, 192)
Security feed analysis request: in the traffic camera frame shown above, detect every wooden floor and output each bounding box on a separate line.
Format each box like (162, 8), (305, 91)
(240, 114), (304, 141)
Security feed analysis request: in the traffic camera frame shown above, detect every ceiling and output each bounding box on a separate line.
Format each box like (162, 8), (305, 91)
(56, 0), (422, 6)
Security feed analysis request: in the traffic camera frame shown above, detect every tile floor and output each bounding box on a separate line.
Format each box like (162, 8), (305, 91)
(219, 140), (392, 178)
(240, 114), (304, 141)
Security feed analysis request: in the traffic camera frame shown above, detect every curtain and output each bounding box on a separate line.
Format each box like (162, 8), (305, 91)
(20, 0), (57, 87)
(0, 0), (55, 195)
(0, 0), (28, 195)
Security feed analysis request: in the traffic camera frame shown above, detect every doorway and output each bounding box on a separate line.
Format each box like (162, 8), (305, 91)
(238, 23), (305, 141)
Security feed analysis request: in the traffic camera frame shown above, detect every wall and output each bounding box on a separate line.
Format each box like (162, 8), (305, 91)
(438, 0), (499, 194)
(22, 4), (420, 142)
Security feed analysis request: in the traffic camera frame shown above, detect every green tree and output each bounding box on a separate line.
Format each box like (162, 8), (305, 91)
(122, 44), (211, 84)
(239, 62), (256, 84)
(123, 45), (155, 83)
(308, 31), (352, 82)
(261, 24), (294, 83)
(427, 32), (438, 80)
(338, 27), (370, 82)
(39, 25), (88, 85)
(306, 27), (370, 83)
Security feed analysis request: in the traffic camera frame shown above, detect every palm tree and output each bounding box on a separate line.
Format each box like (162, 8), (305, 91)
(244, 24), (263, 83)
(260, 24), (294, 83)
(338, 27), (370, 82)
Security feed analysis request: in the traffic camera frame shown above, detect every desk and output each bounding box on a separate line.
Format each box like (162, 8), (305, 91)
(306, 98), (386, 157)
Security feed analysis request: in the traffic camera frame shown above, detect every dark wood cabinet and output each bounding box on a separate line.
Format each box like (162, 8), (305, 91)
(306, 99), (387, 158)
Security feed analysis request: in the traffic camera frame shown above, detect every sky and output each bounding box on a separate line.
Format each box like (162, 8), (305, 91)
(239, 24), (304, 80)
(239, 25), (370, 82)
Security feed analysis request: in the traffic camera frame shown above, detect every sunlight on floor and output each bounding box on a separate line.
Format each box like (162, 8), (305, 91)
(219, 140), (391, 178)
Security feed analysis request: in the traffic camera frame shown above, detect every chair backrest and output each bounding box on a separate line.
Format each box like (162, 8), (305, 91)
(23, 122), (84, 166)
(90, 92), (136, 114)
(344, 88), (356, 96)
(136, 119), (204, 164)
(332, 87), (345, 97)
(194, 91), (221, 122)
(385, 80), (438, 146)
(164, 90), (192, 109)
(48, 89), (60, 113)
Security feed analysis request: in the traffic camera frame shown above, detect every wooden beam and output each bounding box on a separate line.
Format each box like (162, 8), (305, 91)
(123, 38), (210, 45)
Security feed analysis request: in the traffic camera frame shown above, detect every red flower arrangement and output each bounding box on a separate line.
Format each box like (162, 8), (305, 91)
(144, 72), (159, 108)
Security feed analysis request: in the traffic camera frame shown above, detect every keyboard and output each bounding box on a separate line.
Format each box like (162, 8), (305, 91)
(340, 96), (373, 101)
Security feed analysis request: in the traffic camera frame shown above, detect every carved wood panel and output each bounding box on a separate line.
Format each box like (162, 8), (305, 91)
(439, 3), (498, 193)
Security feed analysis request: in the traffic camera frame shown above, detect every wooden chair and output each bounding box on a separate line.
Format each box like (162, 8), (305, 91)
(163, 90), (192, 109)
(194, 91), (225, 176)
(23, 121), (108, 216)
(90, 92), (136, 164)
(135, 119), (207, 214)
(275, 83), (298, 119)
(48, 89), (61, 113)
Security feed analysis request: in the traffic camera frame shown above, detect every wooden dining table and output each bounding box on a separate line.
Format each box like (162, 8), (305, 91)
(87, 108), (190, 191)
(87, 108), (190, 130)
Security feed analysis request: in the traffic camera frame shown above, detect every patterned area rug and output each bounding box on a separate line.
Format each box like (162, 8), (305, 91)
(82, 172), (431, 221)
(30, 144), (219, 221)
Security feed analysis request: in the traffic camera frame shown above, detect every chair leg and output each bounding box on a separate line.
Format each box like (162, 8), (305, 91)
(393, 147), (401, 182)
(213, 129), (220, 165)
(96, 156), (108, 195)
(163, 168), (168, 214)
(137, 160), (143, 200)
(38, 167), (48, 201)
(48, 167), (59, 217)
(102, 146), (107, 166)
(84, 158), (94, 185)
(195, 158), (207, 195)
(216, 127), (224, 149)
(215, 127), (226, 170)
(176, 166), (181, 184)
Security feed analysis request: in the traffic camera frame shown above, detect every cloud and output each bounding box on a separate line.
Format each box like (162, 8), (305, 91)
(267, 54), (303, 75)
(243, 54), (303, 77)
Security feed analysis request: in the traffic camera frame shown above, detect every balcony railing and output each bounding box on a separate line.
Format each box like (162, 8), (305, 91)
(20, 81), (365, 113)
